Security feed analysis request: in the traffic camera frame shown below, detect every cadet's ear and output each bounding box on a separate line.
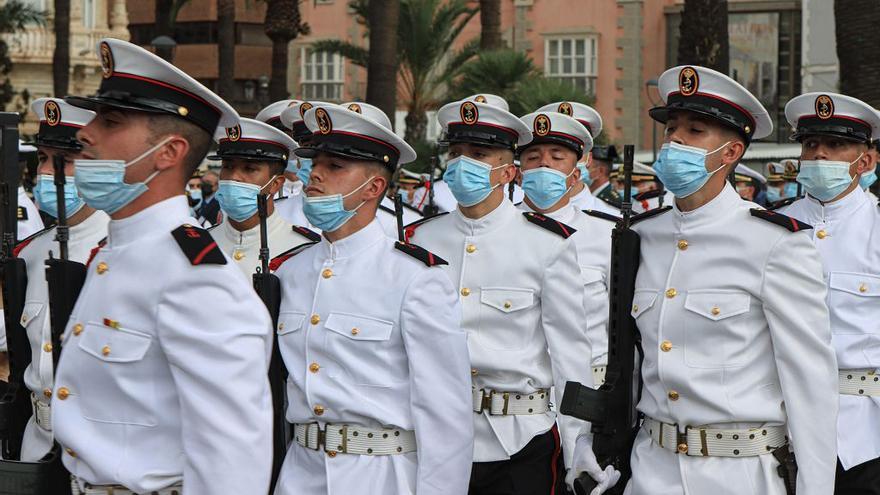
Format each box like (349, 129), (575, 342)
(856, 146), (874, 175)
(154, 135), (190, 172)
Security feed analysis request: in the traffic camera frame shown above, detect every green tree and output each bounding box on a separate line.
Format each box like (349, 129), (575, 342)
(313, 0), (478, 143)
(478, 0), (502, 50)
(365, 0), (399, 122)
(153, 0), (191, 62)
(0, 1), (45, 108)
(677, 0), (729, 73)
(835, 0), (880, 106)
(264, 0), (310, 101)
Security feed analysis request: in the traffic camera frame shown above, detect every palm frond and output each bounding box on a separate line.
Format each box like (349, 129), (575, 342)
(311, 39), (369, 67)
(0, 0), (45, 33)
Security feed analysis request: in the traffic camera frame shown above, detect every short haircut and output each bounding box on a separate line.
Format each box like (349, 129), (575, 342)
(364, 161), (393, 197)
(147, 114), (212, 177)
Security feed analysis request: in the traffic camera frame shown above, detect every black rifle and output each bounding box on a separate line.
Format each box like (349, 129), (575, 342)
(560, 144), (642, 495)
(252, 194), (286, 493)
(394, 194), (405, 242)
(795, 162), (803, 199)
(422, 148), (440, 217)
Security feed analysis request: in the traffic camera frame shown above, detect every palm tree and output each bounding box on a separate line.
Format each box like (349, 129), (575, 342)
(366, 0), (399, 123)
(835, 0), (880, 106)
(313, 0), (478, 143)
(217, 0), (235, 100)
(154, 0), (192, 62)
(264, 0), (309, 101)
(52, 0), (70, 96)
(478, 0), (502, 50)
(677, 0), (729, 73)
(0, 1), (45, 107)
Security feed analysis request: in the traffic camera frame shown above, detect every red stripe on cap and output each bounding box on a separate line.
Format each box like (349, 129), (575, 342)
(112, 72), (220, 115)
(325, 129), (400, 154)
(448, 120), (520, 138)
(542, 130), (584, 146)
(668, 91), (757, 129)
(39, 121), (84, 129)
(192, 241), (218, 265)
(797, 114), (870, 128)
(219, 137), (288, 147)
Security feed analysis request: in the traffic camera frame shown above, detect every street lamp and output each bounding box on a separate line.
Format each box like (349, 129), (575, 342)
(151, 35), (177, 63)
(645, 78), (659, 162)
(257, 75), (270, 107)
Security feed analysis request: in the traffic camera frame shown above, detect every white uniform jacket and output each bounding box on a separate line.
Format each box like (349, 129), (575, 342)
(273, 218), (473, 495)
(378, 196), (422, 239)
(570, 186), (621, 216)
(211, 208), (318, 278)
(408, 199), (596, 469)
(627, 185), (838, 495)
(781, 187), (880, 469)
(276, 180), (312, 228)
(51, 196), (274, 494)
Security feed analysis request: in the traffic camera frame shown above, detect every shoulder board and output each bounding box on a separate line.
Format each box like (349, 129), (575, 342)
(269, 241), (318, 271)
(766, 197), (798, 211)
(207, 222), (221, 232)
(630, 206), (672, 225)
(598, 195), (621, 209)
(394, 241), (448, 267)
(401, 201), (424, 216)
(583, 209), (622, 223)
(522, 212), (576, 239)
(403, 211), (449, 242)
(634, 189), (664, 202)
(292, 224), (321, 242)
(85, 237), (108, 267)
(170, 224), (227, 265)
(749, 208), (812, 232)
(514, 201), (523, 207)
(12, 226), (54, 257)
(17, 206), (27, 220)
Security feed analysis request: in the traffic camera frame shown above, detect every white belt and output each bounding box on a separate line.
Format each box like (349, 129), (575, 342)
(471, 387), (551, 415)
(593, 366), (607, 386)
(293, 423), (416, 455)
(643, 417), (787, 457)
(839, 369), (880, 396)
(30, 393), (52, 431)
(71, 477), (182, 495)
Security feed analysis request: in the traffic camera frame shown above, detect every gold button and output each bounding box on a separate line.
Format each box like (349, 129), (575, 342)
(471, 368), (478, 376)
(327, 450), (337, 458)
(677, 240), (689, 250)
(309, 362), (320, 373)
(859, 283), (868, 293)
(278, 323), (285, 331)
(466, 244), (477, 254)
(322, 269), (333, 279)
(668, 390), (679, 401)
(73, 323), (84, 336)
(350, 327), (359, 336)
(460, 288), (471, 297)
(665, 288), (677, 298)
(660, 341), (672, 352)
(677, 443), (688, 454)
(233, 251), (245, 261)
(310, 314), (320, 325)
(313, 404), (325, 416)
(503, 301), (512, 309)
(817, 229), (827, 239)
(632, 304), (639, 313)
(96, 261), (108, 274)
(711, 306), (721, 316)
(43, 388), (52, 398)
(101, 345), (111, 356)
(57, 387), (70, 400)
(65, 447), (76, 457)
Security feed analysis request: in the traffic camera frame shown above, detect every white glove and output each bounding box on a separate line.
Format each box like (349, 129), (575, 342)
(566, 434), (622, 495)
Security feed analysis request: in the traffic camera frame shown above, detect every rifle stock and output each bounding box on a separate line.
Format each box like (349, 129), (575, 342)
(560, 144), (642, 495)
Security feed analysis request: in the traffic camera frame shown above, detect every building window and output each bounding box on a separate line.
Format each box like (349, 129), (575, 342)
(83, 0), (96, 28)
(544, 36), (598, 95)
(300, 47), (344, 101)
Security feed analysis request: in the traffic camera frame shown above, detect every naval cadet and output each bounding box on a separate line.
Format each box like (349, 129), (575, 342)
(272, 103), (473, 495)
(779, 92), (880, 494)
(51, 38), (274, 494)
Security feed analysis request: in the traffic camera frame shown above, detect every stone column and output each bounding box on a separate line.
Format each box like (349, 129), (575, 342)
(615, 0), (643, 147)
(108, 0), (130, 40)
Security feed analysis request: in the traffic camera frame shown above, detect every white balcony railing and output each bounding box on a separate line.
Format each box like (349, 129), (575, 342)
(3, 26), (115, 65)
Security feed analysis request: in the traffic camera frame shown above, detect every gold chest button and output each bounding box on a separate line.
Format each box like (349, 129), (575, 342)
(466, 244), (477, 254)
(350, 328), (359, 336)
(503, 301), (512, 309)
(43, 343), (52, 353)
(677, 443), (689, 454)
(817, 230), (828, 239)
(310, 314), (320, 325)
(859, 283), (868, 293)
(57, 387), (70, 400)
(471, 368), (478, 376)
(313, 404), (325, 416)
(65, 447), (76, 457)
(460, 288), (471, 297)
(322, 269), (333, 279)
(101, 345), (111, 356)
(668, 390), (679, 401)
(96, 262), (108, 274)
(660, 341), (672, 352)
(73, 323), (84, 336)
(632, 304), (639, 313)
(665, 288), (677, 299)
(327, 450), (337, 458)
(309, 362), (320, 373)
(43, 388), (52, 398)
(677, 240), (689, 251)
(233, 251), (245, 261)
(711, 306), (721, 316)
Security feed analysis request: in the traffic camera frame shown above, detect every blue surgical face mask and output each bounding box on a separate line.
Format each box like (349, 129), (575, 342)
(652, 141), (729, 198)
(285, 159), (298, 174)
(73, 137), (172, 214)
(188, 188), (202, 204)
(797, 156), (861, 202)
(860, 167), (878, 190)
(216, 175), (278, 222)
(296, 158), (313, 185)
(765, 186), (782, 203)
(443, 155), (510, 207)
(783, 182), (798, 199)
(302, 176), (374, 232)
(577, 161), (593, 186)
(617, 187), (639, 198)
(522, 167), (574, 210)
(398, 189), (410, 204)
(33, 174), (85, 219)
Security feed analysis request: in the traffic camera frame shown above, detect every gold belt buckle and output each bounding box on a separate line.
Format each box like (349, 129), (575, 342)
(480, 390), (492, 413)
(304, 423), (325, 451)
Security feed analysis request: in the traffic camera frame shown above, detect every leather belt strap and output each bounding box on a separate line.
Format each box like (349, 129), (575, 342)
(71, 477), (182, 495)
(471, 387), (550, 415)
(643, 416), (787, 457)
(293, 423), (416, 455)
(592, 366), (607, 387)
(31, 393), (52, 431)
(839, 369), (880, 396)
